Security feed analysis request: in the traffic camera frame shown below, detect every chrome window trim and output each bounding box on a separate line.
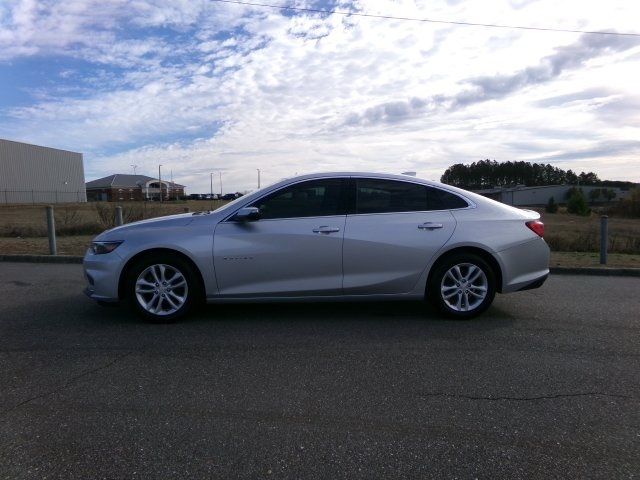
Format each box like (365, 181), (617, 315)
(222, 174), (475, 222)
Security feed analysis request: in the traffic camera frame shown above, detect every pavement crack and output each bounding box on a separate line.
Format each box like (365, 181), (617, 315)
(0, 351), (134, 419)
(418, 391), (633, 402)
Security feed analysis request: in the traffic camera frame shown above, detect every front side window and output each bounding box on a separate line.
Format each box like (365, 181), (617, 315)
(252, 179), (347, 220)
(355, 179), (468, 214)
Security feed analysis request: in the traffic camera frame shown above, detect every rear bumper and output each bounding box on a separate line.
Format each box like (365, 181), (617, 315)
(497, 238), (550, 293)
(515, 272), (548, 291)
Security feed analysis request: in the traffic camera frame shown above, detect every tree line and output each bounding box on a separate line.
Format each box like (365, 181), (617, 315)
(439, 159), (634, 190)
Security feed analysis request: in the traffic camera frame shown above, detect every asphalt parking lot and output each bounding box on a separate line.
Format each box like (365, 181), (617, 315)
(0, 262), (639, 479)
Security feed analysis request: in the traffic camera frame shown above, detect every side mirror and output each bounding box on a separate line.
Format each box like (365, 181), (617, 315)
(234, 206), (261, 222)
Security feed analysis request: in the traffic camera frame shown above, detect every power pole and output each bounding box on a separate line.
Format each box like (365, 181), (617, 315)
(210, 173), (214, 210)
(158, 164), (163, 202)
(257, 169), (261, 189)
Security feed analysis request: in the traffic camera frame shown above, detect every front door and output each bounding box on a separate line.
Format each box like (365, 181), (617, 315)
(213, 178), (348, 297)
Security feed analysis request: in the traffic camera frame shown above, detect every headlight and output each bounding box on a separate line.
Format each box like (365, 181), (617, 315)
(89, 241), (123, 255)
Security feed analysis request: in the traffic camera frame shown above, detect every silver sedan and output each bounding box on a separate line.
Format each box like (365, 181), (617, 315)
(83, 172), (550, 322)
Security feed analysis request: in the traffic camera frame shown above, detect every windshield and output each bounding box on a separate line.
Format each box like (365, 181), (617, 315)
(210, 184), (273, 213)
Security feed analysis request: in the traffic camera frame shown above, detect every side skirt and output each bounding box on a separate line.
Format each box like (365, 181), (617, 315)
(205, 292), (424, 304)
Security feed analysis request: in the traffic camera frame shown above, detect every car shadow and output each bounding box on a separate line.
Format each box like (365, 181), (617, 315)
(0, 293), (518, 355)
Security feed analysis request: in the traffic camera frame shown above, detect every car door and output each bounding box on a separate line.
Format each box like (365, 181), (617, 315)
(342, 178), (464, 295)
(213, 178), (348, 297)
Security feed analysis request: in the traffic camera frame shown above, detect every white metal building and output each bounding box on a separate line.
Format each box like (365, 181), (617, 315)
(474, 184), (624, 206)
(0, 139), (86, 204)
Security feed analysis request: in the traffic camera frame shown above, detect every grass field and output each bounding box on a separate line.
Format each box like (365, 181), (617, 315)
(0, 200), (228, 237)
(1, 201), (639, 267)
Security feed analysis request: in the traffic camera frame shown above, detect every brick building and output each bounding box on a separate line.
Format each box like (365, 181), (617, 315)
(86, 174), (185, 202)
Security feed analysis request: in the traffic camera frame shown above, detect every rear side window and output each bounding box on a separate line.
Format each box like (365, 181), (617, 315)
(355, 179), (468, 214)
(356, 179), (428, 214)
(252, 179), (347, 219)
(428, 187), (469, 210)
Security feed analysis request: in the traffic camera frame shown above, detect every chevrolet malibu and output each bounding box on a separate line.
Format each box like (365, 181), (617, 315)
(84, 172), (549, 322)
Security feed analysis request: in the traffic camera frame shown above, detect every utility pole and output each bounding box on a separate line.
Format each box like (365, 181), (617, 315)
(170, 169), (174, 201)
(257, 169), (261, 189)
(219, 171), (223, 195)
(158, 164), (163, 202)
(131, 164), (137, 175)
(210, 172), (214, 210)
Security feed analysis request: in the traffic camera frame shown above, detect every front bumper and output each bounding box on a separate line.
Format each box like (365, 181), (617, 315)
(83, 249), (124, 302)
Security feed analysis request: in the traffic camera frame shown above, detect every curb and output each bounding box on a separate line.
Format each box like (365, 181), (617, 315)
(0, 254), (83, 264)
(550, 266), (640, 277)
(0, 255), (639, 276)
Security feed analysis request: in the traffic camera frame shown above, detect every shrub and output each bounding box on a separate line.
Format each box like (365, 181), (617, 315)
(588, 188), (601, 204)
(566, 189), (591, 216)
(545, 196), (558, 213)
(607, 188), (640, 218)
(95, 202), (169, 228)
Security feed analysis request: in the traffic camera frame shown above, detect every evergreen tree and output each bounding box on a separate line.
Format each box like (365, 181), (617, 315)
(567, 189), (591, 216)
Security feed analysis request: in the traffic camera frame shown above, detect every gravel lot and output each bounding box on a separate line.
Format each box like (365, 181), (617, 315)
(0, 262), (639, 479)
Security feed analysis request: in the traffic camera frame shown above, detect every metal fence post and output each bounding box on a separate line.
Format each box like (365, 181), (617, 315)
(46, 205), (57, 255)
(115, 206), (123, 226)
(600, 215), (608, 265)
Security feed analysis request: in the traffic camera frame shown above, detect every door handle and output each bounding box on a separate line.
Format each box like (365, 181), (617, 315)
(313, 226), (341, 234)
(418, 222), (444, 230)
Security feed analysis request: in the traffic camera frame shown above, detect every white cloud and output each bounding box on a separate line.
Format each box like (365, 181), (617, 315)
(1, 0), (639, 193)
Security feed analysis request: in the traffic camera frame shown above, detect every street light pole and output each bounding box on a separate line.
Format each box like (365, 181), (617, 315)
(210, 172), (214, 210)
(158, 164), (163, 202)
(257, 169), (261, 189)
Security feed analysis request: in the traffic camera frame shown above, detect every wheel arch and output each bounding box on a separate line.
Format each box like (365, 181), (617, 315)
(118, 248), (206, 300)
(427, 246), (504, 294)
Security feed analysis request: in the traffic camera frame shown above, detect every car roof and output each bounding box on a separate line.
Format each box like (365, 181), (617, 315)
(268, 171), (475, 197)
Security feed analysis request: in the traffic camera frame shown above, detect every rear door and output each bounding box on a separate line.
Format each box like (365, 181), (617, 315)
(342, 178), (463, 295)
(213, 178), (348, 297)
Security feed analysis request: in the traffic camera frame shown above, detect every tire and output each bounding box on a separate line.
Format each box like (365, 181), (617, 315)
(428, 253), (496, 319)
(125, 254), (201, 323)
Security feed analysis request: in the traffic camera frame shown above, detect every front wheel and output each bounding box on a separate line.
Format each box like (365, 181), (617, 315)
(428, 253), (496, 319)
(126, 255), (200, 322)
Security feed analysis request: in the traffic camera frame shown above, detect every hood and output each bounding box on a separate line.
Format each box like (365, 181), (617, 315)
(95, 212), (195, 240)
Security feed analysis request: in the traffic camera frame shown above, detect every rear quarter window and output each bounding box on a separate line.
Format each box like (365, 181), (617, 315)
(427, 187), (469, 210)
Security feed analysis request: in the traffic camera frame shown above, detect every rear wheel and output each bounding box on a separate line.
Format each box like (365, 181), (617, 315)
(428, 253), (496, 319)
(125, 254), (201, 322)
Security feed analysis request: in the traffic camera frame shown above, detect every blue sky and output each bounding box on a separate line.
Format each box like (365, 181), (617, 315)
(0, 0), (639, 193)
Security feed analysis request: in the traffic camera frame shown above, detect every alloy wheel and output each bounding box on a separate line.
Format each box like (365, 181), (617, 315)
(440, 263), (488, 312)
(135, 264), (189, 316)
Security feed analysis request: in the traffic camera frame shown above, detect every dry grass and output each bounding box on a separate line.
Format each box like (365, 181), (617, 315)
(0, 200), (228, 237)
(0, 235), (94, 255)
(550, 252), (640, 268)
(538, 208), (640, 255)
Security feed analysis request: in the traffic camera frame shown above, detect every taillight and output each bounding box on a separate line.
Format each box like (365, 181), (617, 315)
(526, 220), (544, 238)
